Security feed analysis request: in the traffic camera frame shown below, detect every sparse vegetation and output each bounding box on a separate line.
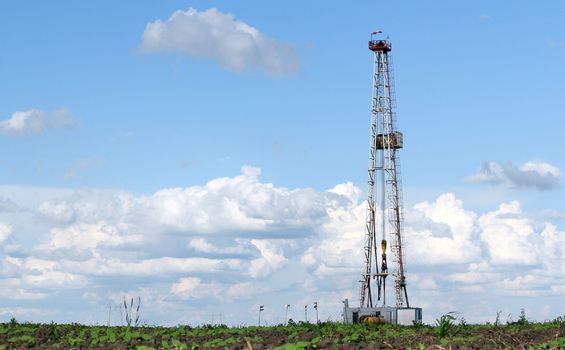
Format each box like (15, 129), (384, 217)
(124, 296), (142, 328)
(2, 316), (565, 349)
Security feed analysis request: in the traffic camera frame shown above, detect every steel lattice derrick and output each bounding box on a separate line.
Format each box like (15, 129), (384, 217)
(360, 32), (409, 309)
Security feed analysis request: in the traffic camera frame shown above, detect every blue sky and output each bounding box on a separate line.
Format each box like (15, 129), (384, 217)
(1, 1), (564, 325)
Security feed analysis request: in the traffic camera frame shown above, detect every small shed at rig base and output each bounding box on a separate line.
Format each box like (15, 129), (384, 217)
(342, 299), (422, 325)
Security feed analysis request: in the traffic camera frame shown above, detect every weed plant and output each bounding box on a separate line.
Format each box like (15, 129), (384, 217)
(435, 312), (459, 338)
(124, 296), (142, 327)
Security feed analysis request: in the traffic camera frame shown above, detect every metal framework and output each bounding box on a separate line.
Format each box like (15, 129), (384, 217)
(360, 32), (410, 309)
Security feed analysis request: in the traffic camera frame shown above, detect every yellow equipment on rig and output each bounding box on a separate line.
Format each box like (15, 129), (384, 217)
(360, 315), (387, 325)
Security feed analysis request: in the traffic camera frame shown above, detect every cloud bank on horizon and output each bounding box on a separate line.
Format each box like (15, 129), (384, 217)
(1, 165), (564, 324)
(140, 8), (299, 75)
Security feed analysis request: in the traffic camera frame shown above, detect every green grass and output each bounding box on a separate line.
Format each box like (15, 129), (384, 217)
(531, 336), (565, 349)
(270, 341), (311, 350)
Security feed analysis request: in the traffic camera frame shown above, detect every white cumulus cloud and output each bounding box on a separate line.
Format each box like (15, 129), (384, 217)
(0, 108), (77, 135)
(39, 222), (144, 258)
(140, 8), (298, 75)
(248, 239), (288, 278)
(170, 277), (220, 299)
(467, 161), (561, 190)
(0, 223), (12, 245)
(408, 193), (481, 265)
(35, 166), (346, 235)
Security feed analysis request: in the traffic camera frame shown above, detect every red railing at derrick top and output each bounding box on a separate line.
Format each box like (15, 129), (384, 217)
(369, 31), (391, 52)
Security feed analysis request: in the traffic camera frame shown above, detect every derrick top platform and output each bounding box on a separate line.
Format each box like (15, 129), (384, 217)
(368, 31), (391, 52)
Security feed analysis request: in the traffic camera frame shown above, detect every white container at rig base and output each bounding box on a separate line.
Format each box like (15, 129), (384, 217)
(342, 299), (422, 326)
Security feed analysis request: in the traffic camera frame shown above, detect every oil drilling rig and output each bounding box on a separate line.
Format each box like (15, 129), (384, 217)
(342, 32), (422, 325)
